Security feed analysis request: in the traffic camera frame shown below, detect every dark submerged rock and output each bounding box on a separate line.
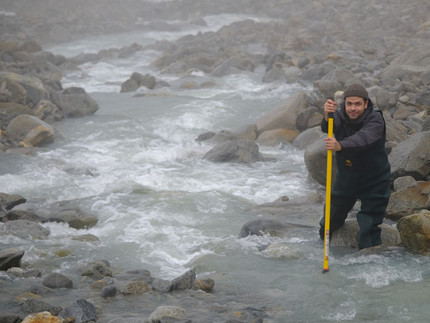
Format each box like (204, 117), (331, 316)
(42, 273), (73, 289)
(0, 248), (24, 271)
(59, 299), (97, 323)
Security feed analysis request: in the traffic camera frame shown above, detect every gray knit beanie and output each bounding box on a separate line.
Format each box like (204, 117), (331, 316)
(343, 84), (369, 100)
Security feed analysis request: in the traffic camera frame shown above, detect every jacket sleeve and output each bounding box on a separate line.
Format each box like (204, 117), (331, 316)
(321, 118), (328, 133)
(339, 112), (385, 152)
(321, 110), (341, 134)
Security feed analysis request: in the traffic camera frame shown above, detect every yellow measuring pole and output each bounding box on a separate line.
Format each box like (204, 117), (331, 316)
(323, 114), (334, 273)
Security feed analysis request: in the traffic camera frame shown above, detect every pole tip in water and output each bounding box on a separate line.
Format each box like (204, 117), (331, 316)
(322, 268), (329, 273)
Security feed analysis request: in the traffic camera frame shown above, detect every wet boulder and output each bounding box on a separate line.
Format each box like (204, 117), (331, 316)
(0, 72), (49, 108)
(43, 273), (73, 289)
(120, 72), (156, 93)
(330, 219), (401, 249)
(46, 207), (98, 229)
(101, 285), (117, 298)
(2, 209), (46, 223)
(171, 269), (196, 291)
(0, 102), (35, 129)
(207, 124), (257, 145)
(397, 210), (430, 254)
(80, 260), (112, 279)
(194, 278), (215, 292)
(240, 218), (296, 237)
(5, 114), (59, 147)
(1, 220), (50, 240)
(0, 248), (25, 271)
(21, 311), (63, 323)
(20, 299), (63, 317)
(122, 281), (151, 295)
(0, 192), (26, 211)
(152, 278), (172, 293)
(59, 299), (97, 322)
(261, 243), (305, 260)
(203, 139), (264, 163)
(148, 306), (187, 323)
(55, 87), (99, 117)
(33, 99), (64, 123)
(256, 128), (299, 146)
(120, 77), (139, 92)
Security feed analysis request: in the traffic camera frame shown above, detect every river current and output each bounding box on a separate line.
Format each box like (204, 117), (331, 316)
(1, 12), (430, 323)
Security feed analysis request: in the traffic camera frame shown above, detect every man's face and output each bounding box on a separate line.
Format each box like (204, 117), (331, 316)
(345, 96), (368, 120)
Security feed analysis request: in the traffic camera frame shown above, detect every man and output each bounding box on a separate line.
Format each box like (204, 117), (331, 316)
(319, 84), (391, 249)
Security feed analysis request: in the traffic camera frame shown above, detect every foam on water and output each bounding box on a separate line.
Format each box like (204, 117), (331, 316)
(338, 250), (425, 288)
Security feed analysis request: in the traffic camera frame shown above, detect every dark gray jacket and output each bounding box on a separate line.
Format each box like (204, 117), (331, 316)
(321, 100), (391, 198)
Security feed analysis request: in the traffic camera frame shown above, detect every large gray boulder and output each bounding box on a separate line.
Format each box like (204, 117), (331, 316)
(59, 299), (97, 322)
(0, 192), (26, 211)
(304, 139), (336, 186)
(372, 88), (398, 111)
(120, 72), (156, 93)
(389, 131), (430, 181)
(171, 269), (196, 291)
(256, 128), (299, 146)
(255, 91), (310, 134)
(383, 111), (409, 143)
(209, 124), (258, 144)
(46, 207), (98, 229)
(148, 306), (187, 323)
(397, 210), (430, 255)
(5, 114), (59, 147)
(293, 127), (325, 150)
(240, 218), (296, 237)
(295, 106), (323, 132)
(386, 181), (430, 221)
(55, 87), (99, 117)
(43, 273), (73, 289)
(80, 260), (112, 279)
(203, 140), (264, 163)
(0, 72), (49, 108)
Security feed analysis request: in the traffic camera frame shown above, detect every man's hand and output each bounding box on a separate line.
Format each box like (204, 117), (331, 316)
(324, 137), (342, 151)
(324, 99), (337, 121)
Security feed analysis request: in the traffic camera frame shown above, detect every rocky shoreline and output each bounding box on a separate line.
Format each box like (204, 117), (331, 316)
(1, 0), (430, 322)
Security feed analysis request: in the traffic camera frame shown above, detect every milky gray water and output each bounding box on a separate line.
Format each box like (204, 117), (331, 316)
(1, 12), (430, 322)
